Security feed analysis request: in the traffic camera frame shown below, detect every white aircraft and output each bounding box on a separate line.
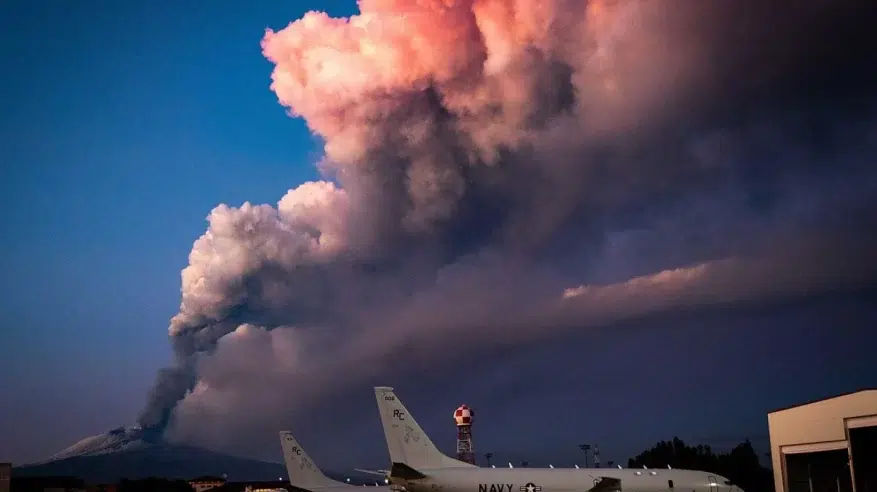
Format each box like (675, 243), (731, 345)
(373, 387), (742, 492)
(279, 431), (388, 490)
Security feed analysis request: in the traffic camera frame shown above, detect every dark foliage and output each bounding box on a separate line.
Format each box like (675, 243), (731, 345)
(118, 477), (194, 492)
(10, 476), (86, 492)
(628, 437), (774, 492)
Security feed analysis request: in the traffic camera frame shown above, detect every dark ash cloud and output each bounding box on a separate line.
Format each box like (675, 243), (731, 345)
(137, 0), (877, 452)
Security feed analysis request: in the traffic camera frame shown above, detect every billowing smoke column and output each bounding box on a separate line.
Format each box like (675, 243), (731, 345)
(138, 0), (877, 435)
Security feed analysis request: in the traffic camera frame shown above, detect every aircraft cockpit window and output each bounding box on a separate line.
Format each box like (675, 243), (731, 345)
(708, 476), (718, 488)
(723, 481), (733, 486)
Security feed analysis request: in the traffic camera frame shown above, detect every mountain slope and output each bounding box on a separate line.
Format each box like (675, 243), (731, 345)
(14, 427), (376, 485)
(14, 427), (286, 484)
(46, 426), (152, 462)
(14, 442), (288, 484)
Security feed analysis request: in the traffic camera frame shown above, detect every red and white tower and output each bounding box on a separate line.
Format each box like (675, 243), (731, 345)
(454, 404), (475, 465)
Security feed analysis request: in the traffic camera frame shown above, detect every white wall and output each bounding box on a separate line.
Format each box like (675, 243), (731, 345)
(191, 482), (225, 492)
(767, 390), (877, 492)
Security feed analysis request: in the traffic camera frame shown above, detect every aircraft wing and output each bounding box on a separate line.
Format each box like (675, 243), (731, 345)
(588, 477), (622, 492)
(354, 469), (390, 476)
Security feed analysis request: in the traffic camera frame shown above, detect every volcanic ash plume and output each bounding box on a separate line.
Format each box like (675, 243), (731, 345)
(139, 0), (877, 438)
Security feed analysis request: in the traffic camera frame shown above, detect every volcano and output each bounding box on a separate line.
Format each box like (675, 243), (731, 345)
(46, 426), (155, 461)
(13, 427), (288, 484)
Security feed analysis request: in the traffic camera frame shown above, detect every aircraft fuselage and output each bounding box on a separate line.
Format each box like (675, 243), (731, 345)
(390, 467), (734, 492)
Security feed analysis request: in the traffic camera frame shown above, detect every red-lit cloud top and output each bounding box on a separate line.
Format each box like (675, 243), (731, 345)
(138, 0), (877, 445)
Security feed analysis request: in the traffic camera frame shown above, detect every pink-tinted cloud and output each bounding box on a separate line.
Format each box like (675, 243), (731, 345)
(139, 0), (877, 447)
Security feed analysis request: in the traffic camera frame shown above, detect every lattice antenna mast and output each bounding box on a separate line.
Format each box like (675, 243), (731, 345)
(454, 405), (475, 464)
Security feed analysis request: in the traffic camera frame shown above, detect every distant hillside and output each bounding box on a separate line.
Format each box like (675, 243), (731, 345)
(13, 442), (288, 484)
(13, 426), (381, 485)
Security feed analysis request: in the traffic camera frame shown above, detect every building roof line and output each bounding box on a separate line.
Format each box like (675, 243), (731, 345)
(768, 388), (877, 414)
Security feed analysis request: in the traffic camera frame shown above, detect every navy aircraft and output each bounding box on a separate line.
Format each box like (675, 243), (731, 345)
(279, 431), (387, 490)
(373, 387), (741, 492)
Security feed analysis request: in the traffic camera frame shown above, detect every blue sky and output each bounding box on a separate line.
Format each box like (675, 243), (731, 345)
(0, 0), (355, 462)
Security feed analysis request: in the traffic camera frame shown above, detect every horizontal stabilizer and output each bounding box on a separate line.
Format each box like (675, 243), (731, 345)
(589, 477), (622, 492)
(390, 462), (428, 480)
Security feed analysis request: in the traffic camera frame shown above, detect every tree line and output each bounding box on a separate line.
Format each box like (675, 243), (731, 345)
(628, 437), (774, 492)
(118, 477), (196, 492)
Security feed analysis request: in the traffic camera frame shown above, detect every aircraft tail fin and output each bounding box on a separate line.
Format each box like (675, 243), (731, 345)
(279, 431), (347, 489)
(374, 386), (476, 471)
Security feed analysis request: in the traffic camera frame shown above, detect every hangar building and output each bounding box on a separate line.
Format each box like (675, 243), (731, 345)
(1, 463), (10, 492)
(768, 389), (876, 492)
